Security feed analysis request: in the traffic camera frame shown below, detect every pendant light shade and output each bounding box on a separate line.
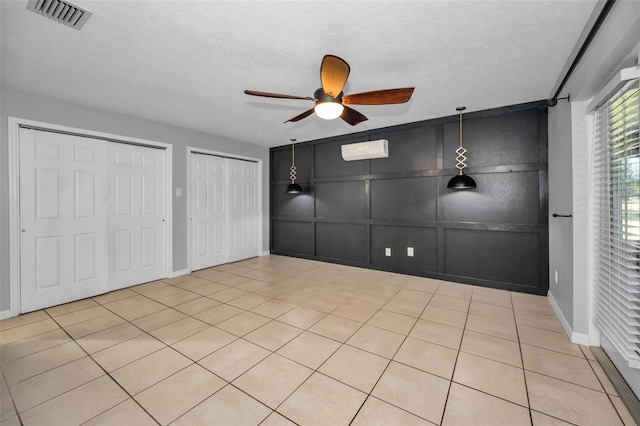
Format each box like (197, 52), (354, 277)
(286, 138), (302, 194)
(447, 106), (476, 190)
(286, 183), (303, 193)
(447, 173), (476, 189)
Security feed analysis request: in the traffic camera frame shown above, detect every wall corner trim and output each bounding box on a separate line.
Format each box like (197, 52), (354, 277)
(260, 251), (271, 257)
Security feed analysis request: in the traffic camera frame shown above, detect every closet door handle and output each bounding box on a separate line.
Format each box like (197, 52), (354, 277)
(552, 213), (572, 218)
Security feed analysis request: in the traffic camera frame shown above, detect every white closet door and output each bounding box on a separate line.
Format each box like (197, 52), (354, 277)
(19, 128), (108, 313)
(109, 143), (166, 290)
(191, 153), (227, 270)
(227, 158), (260, 263)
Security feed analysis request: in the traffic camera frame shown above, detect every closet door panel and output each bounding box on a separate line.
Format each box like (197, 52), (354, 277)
(228, 158), (260, 263)
(109, 143), (166, 289)
(191, 153), (227, 270)
(19, 128), (108, 313)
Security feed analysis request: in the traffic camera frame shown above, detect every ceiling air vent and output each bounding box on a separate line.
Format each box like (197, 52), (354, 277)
(26, 0), (92, 30)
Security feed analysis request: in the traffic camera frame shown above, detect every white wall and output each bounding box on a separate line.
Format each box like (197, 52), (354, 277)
(0, 86), (270, 313)
(547, 0), (640, 340)
(547, 99), (574, 335)
(547, 0), (640, 396)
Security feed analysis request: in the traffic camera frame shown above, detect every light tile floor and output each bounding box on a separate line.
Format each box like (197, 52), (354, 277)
(0, 255), (635, 426)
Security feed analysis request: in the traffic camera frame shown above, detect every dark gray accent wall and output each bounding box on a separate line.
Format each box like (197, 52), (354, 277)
(270, 101), (549, 294)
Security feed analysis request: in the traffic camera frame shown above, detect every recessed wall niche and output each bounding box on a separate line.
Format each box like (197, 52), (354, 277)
(270, 101), (548, 295)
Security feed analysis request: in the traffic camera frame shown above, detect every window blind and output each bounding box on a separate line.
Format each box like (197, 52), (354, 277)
(592, 78), (640, 368)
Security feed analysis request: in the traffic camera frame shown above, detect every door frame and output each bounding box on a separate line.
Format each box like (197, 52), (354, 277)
(186, 146), (263, 272)
(7, 117), (174, 318)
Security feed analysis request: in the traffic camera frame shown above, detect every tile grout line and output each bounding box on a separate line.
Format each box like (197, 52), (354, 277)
(0, 366), (23, 425)
(155, 265), (351, 425)
(89, 307), (278, 425)
(160, 263), (322, 426)
(333, 280), (440, 425)
(344, 286), (435, 425)
(269, 287), (394, 423)
(211, 277), (430, 424)
(43, 309), (165, 426)
(2, 308), (156, 425)
(510, 294), (612, 425)
(437, 288), (473, 426)
(511, 291), (534, 426)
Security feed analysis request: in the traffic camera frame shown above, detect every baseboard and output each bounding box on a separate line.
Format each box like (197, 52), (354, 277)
(547, 291), (590, 345)
(170, 269), (190, 278)
(260, 251), (270, 256)
(1, 309), (16, 320)
(570, 331), (589, 345)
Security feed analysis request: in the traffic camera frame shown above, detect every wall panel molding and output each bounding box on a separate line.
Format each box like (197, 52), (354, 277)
(270, 101), (549, 294)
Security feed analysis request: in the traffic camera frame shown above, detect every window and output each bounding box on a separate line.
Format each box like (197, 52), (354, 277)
(592, 79), (640, 368)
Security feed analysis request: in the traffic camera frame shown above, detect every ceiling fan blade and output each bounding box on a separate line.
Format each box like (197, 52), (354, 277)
(244, 90), (314, 101)
(342, 87), (415, 105)
(285, 108), (316, 123)
(340, 106), (368, 126)
(320, 55), (350, 98)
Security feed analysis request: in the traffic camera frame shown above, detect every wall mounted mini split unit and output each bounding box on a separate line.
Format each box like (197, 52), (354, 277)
(341, 139), (388, 161)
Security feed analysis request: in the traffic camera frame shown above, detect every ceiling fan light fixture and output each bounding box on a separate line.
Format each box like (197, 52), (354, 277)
(314, 102), (344, 120)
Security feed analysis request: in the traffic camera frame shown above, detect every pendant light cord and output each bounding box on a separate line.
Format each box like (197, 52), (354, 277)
(291, 139), (296, 166)
(289, 138), (297, 184)
(455, 107), (467, 176)
(459, 109), (463, 149)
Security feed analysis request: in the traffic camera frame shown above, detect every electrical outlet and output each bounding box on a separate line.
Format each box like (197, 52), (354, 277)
(385, 248), (391, 256)
(175, 188), (182, 197)
(554, 270), (558, 284)
(407, 247), (414, 257)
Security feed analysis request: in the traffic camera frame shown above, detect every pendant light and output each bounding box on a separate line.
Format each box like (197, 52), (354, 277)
(286, 138), (302, 193)
(447, 106), (477, 190)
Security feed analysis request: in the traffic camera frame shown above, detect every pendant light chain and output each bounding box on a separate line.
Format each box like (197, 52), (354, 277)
(447, 105), (476, 189)
(289, 138), (297, 184)
(454, 106), (468, 175)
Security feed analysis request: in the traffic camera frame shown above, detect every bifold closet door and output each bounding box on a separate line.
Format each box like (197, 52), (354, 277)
(191, 153), (227, 270)
(108, 143), (166, 290)
(190, 153), (259, 270)
(19, 128), (109, 313)
(227, 158), (259, 262)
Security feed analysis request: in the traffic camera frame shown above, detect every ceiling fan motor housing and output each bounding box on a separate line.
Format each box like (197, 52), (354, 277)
(314, 88), (343, 105)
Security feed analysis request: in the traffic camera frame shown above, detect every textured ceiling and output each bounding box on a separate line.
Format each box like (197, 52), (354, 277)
(1, 0), (597, 147)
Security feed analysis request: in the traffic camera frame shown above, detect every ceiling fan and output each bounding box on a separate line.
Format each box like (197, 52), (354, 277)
(244, 55), (415, 126)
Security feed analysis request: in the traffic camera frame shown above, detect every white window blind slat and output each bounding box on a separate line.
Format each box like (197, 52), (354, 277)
(592, 79), (640, 369)
(596, 285), (640, 316)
